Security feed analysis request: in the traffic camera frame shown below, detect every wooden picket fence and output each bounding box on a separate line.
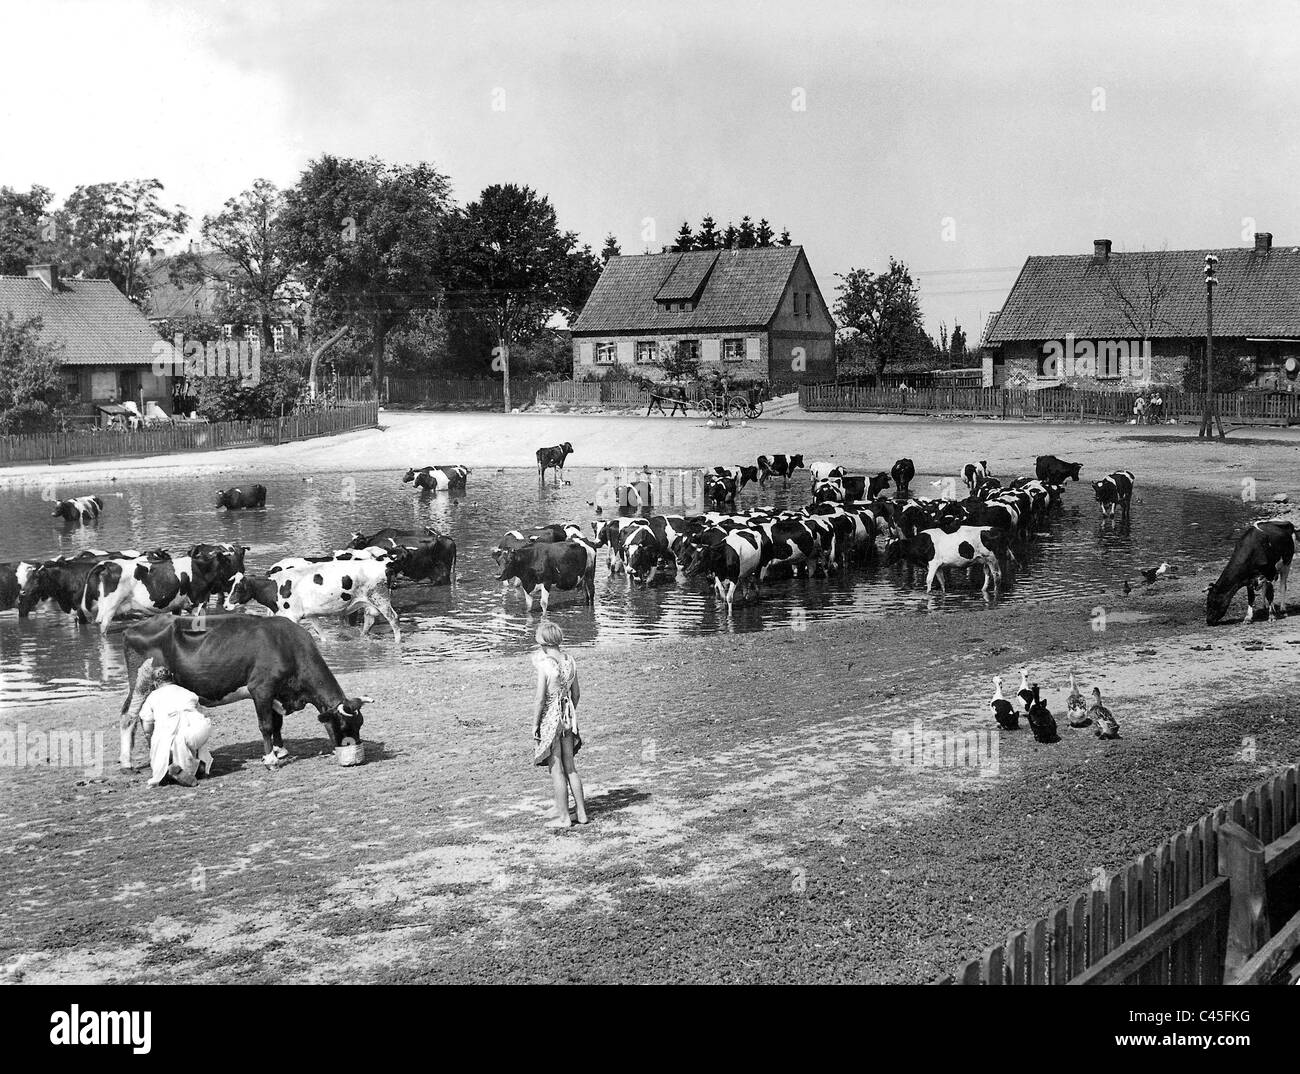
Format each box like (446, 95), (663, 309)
(939, 763), (1300, 985)
(800, 383), (1300, 427)
(0, 402), (379, 466)
(382, 376), (542, 409)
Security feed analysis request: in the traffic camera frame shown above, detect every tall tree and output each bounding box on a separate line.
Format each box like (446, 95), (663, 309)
(672, 221), (695, 252)
(0, 185), (56, 276)
(600, 233), (621, 263)
(737, 215), (757, 249)
(0, 312), (68, 433)
(279, 155), (453, 390)
(755, 218), (775, 247)
(56, 180), (189, 304)
(778, 228), (792, 247)
(721, 221), (739, 249)
(440, 184), (600, 411)
(696, 215), (720, 250)
(200, 179), (297, 352)
(950, 324), (967, 364)
(833, 258), (926, 376)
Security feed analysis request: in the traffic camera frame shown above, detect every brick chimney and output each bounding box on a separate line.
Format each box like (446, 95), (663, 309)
(26, 263), (60, 291)
(1255, 231), (1273, 251)
(1093, 239), (1112, 260)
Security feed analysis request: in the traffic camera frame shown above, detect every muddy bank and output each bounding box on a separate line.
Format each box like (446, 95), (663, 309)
(3, 569), (1297, 984)
(2, 410), (1300, 502)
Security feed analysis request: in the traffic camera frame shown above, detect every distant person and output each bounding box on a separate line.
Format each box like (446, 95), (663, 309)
(1132, 394), (1147, 424)
(139, 666), (214, 788)
(1149, 391), (1164, 423)
(531, 622), (588, 828)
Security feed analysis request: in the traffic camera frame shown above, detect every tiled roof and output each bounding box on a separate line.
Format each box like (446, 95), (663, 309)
(986, 245), (1300, 342)
(571, 245), (805, 333)
(979, 310), (1001, 348)
(0, 275), (164, 366)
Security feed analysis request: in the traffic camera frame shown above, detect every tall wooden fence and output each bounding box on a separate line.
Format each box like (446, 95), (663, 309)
(940, 763), (1300, 985)
(382, 377), (542, 409)
(0, 401), (379, 466)
(800, 383), (1300, 426)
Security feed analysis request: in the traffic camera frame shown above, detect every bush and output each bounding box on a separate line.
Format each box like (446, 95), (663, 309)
(191, 350), (307, 421)
(0, 312), (68, 433)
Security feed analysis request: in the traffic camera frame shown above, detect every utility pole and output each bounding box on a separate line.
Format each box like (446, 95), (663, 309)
(1199, 254), (1224, 439)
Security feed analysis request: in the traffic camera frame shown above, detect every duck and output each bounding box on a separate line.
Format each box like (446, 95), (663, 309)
(1090, 688), (1121, 739)
(1026, 685), (1059, 743)
(990, 675), (1018, 730)
(1066, 672), (1091, 727)
(1016, 668), (1034, 712)
(1138, 561), (1171, 584)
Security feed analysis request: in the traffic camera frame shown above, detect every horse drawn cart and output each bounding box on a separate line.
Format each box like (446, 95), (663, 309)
(645, 381), (768, 423)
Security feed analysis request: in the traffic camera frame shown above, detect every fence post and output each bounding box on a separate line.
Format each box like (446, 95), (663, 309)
(1217, 820), (1269, 983)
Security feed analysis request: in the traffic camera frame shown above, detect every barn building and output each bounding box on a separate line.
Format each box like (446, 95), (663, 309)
(982, 233), (1300, 391)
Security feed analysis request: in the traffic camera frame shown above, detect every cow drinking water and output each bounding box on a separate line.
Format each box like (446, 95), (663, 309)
(1206, 520), (1296, 625)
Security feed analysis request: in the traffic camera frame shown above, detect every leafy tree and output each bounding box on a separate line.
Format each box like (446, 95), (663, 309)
(755, 218), (774, 247)
(721, 222), (739, 249)
(600, 233), (621, 263)
(190, 349), (306, 420)
(950, 324), (967, 364)
(55, 180), (189, 304)
(440, 183), (599, 410)
(672, 221), (695, 252)
(778, 228), (792, 247)
(833, 258), (926, 375)
(647, 340), (701, 382)
(279, 155), (454, 390)
(200, 179), (297, 352)
(0, 312), (68, 432)
(737, 216), (757, 249)
(0, 185), (56, 276)
(696, 215), (720, 249)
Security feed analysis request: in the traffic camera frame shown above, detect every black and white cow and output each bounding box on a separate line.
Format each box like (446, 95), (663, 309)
(1035, 455), (1082, 484)
(885, 526), (1010, 593)
(809, 461), (846, 489)
(960, 461), (990, 491)
(757, 454), (804, 488)
(216, 485), (267, 510)
(403, 465), (470, 492)
(228, 558), (401, 639)
(536, 443), (574, 485)
(19, 550), (146, 619)
(890, 458), (916, 496)
(1206, 520), (1296, 625)
(1093, 470), (1135, 519)
(51, 495), (104, 523)
(691, 528), (764, 607)
(391, 534), (457, 585)
(709, 464), (760, 491)
(186, 542), (248, 606)
(704, 473), (738, 508)
(83, 554), (200, 631)
(496, 540), (595, 612)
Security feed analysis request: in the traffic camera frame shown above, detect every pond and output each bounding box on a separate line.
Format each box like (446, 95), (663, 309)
(0, 465), (1258, 706)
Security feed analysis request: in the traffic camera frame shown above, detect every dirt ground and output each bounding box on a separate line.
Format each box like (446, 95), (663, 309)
(2, 409), (1299, 983)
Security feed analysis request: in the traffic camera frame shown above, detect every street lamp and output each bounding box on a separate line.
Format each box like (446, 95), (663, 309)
(1198, 254), (1224, 440)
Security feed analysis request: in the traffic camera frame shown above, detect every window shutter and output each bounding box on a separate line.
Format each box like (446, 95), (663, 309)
(579, 341), (594, 365)
(746, 337), (760, 363)
(702, 338), (720, 363)
(617, 340), (634, 364)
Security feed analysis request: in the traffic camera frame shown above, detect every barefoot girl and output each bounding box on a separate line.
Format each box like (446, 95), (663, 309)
(531, 622), (588, 827)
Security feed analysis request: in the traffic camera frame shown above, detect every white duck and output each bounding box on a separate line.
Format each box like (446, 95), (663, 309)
(990, 675), (1018, 730)
(1016, 668), (1034, 713)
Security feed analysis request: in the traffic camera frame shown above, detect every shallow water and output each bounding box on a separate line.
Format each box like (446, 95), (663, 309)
(0, 465), (1260, 705)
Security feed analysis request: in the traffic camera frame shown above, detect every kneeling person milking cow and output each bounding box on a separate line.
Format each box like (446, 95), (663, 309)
(119, 613), (371, 777)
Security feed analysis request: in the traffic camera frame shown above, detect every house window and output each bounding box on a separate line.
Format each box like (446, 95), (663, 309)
(64, 375), (81, 403)
(679, 340), (700, 362)
(272, 325), (285, 351)
(635, 341), (657, 364)
(594, 342), (617, 364)
(793, 292), (801, 316)
(722, 338), (746, 362)
(221, 324), (233, 340)
(806, 294), (813, 318)
(90, 371), (118, 400)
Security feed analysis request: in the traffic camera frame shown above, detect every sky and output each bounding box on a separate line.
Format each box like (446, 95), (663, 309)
(4, 0), (1299, 340)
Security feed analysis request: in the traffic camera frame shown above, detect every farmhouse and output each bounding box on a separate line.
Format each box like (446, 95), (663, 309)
(570, 245), (835, 389)
(0, 263), (171, 423)
(982, 233), (1300, 391)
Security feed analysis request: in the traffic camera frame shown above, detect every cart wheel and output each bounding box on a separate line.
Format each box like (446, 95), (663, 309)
(728, 398), (748, 420)
(746, 402), (763, 419)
